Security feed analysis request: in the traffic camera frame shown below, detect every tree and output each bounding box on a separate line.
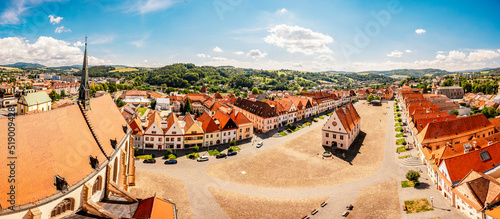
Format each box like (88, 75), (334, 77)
(406, 170), (421, 182)
(116, 98), (126, 107)
(374, 95), (381, 100)
(193, 145), (200, 151)
(450, 109), (459, 116)
(49, 90), (60, 101)
(60, 89), (67, 98)
(367, 94), (374, 102)
(151, 100), (157, 109)
(183, 98), (192, 113)
(442, 79), (454, 87)
(251, 87), (260, 94)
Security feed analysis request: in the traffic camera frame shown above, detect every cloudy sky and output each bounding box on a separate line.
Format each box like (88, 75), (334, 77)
(1, 0), (500, 72)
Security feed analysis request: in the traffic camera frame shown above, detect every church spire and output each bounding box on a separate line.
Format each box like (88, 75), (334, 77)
(78, 36), (91, 110)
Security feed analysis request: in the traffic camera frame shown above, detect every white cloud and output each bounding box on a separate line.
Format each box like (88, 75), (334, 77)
(467, 50), (500, 62)
(130, 34), (150, 48)
(233, 51), (244, 55)
(55, 26), (71, 33)
(0, 36), (109, 67)
(143, 59), (148, 63)
(212, 56), (228, 61)
(197, 53), (210, 58)
(275, 8), (287, 14)
(387, 50), (403, 58)
(73, 41), (85, 47)
(405, 50), (413, 53)
(246, 49), (267, 59)
(129, 0), (177, 14)
(48, 15), (63, 24)
(1, 0), (65, 24)
(436, 51), (445, 54)
(317, 54), (335, 62)
(415, 29), (426, 34)
(213, 46), (223, 53)
(264, 24), (333, 55)
(447, 50), (467, 61)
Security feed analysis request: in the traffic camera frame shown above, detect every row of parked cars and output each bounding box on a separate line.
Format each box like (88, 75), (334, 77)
(142, 141), (264, 164)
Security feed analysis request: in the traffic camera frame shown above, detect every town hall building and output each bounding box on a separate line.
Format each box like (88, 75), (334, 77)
(322, 103), (361, 150)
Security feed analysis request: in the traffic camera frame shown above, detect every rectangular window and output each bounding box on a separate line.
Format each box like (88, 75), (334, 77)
(326, 141), (329, 145)
(340, 135), (344, 140)
(177, 144), (181, 149)
(211, 134), (213, 138)
(192, 131), (196, 134)
(166, 138), (169, 141)
(145, 137), (149, 141)
(177, 137), (181, 141)
(152, 131), (156, 134)
(326, 133), (329, 137)
(158, 137), (161, 141)
(480, 151), (491, 161)
(333, 134), (336, 139)
(172, 131), (176, 134)
(171, 138), (174, 141)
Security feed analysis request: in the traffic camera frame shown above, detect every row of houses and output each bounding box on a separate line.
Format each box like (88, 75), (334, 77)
(129, 109), (253, 150)
(398, 85), (500, 219)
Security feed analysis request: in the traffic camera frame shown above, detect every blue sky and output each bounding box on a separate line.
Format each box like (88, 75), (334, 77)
(1, 0), (500, 72)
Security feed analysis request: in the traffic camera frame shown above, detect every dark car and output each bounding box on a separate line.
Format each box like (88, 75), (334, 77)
(227, 151), (238, 156)
(164, 159), (178, 165)
(143, 159), (156, 163)
(216, 153), (227, 159)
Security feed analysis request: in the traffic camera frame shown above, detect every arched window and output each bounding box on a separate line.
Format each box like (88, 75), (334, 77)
(49, 198), (74, 218)
(92, 176), (102, 195)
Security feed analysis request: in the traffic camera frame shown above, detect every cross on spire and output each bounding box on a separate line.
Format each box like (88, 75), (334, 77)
(78, 36), (91, 110)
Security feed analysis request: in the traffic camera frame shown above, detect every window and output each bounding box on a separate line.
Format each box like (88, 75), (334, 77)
(145, 137), (149, 141)
(158, 137), (161, 141)
(171, 138), (174, 141)
(333, 134), (336, 139)
(165, 138), (169, 142)
(50, 198), (74, 218)
(172, 131), (176, 134)
(234, 131), (236, 134)
(192, 131), (196, 134)
(152, 131), (156, 134)
(480, 151), (491, 161)
(326, 133), (329, 137)
(92, 176), (102, 195)
(177, 137), (181, 141)
(340, 135), (344, 140)
(206, 135), (209, 138)
(177, 144), (181, 148)
(326, 141), (329, 145)
(210, 134), (213, 138)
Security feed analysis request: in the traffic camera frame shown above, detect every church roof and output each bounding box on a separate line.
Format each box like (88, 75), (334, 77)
(0, 95), (127, 208)
(22, 91), (51, 106)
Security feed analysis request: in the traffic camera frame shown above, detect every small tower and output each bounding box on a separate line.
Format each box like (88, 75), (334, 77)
(78, 36), (91, 110)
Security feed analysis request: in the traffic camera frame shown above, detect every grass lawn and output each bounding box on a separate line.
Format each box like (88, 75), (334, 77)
(398, 155), (410, 159)
(303, 122), (311, 126)
(327, 112), (332, 116)
(312, 118), (318, 122)
(279, 131), (288, 136)
(208, 150), (221, 156)
(395, 127), (403, 132)
(294, 127), (300, 132)
(135, 154), (152, 159)
(319, 116), (324, 119)
(401, 180), (417, 188)
(396, 133), (405, 138)
(397, 146), (407, 153)
(404, 198), (434, 214)
(229, 146), (241, 151)
(396, 138), (406, 145)
(395, 123), (402, 127)
(137, 107), (147, 116)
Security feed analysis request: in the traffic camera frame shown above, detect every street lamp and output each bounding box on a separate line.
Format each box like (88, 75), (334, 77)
(430, 197), (433, 207)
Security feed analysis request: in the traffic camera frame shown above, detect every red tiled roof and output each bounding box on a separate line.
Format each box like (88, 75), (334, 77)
(181, 113), (196, 132)
(197, 112), (220, 133)
(443, 143), (500, 184)
(213, 110), (237, 130)
(413, 115), (457, 133)
(418, 114), (494, 145)
(335, 102), (360, 133)
(133, 196), (175, 219)
(412, 111), (450, 124)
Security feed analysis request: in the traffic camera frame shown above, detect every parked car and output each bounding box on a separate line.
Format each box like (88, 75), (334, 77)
(216, 153), (227, 159)
(143, 159), (156, 164)
(197, 156), (209, 162)
(227, 151), (238, 156)
(164, 159), (177, 165)
(256, 141), (263, 148)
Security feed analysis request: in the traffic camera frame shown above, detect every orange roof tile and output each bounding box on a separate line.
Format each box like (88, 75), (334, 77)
(133, 197), (175, 219)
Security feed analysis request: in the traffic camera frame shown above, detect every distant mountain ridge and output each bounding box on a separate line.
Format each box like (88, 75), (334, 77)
(3, 62), (46, 68)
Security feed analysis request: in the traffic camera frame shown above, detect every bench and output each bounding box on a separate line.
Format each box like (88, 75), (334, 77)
(320, 202), (328, 207)
(311, 209), (319, 215)
(342, 211), (349, 217)
(301, 216), (310, 219)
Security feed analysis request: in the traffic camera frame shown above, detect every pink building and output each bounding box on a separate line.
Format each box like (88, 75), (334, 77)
(322, 103), (361, 150)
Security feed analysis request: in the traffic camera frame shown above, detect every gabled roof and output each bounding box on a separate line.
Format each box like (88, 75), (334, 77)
(133, 196), (176, 219)
(214, 92), (223, 99)
(145, 110), (162, 132)
(412, 111), (450, 124)
(413, 115), (457, 133)
(335, 102), (360, 133)
(418, 114), (494, 145)
(211, 100), (223, 111)
(197, 112), (220, 133)
(129, 116), (144, 135)
(165, 112), (179, 132)
(22, 91), (51, 105)
(442, 142), (500, 184)
(234, 98), (277, 118)
(213, 110), (238, 130)
(453, 170), (500, 212)
(232, 111), (252, 125)
(181, 113), (196, 132)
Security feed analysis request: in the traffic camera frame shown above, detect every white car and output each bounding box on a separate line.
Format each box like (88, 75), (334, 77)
(256, 141), (263, 148)
(197, 156), (209, 162)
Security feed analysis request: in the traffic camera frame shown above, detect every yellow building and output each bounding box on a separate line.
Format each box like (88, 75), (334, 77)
(17, 91), (52, 115)
(181, 113), (204, 148)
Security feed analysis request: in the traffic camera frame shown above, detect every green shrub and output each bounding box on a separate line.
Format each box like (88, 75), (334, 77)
(398, 118), (402, 123)
(165, 149), (173, 155)
(313, 118), (318, 122)
(279, 131), (287, 136)
(406, 170), (421, 182)
(134, 147), (139, 152)
(168, 154), (177, 160)
(395, 127), (403, 132)
(229, 146), (241, 151)
(230, 139), (237, 146)
(193, 145), (200, 151)
(186, 152), (200, 159)
(208, 150), (220, 156)
(319, 116), (324, 119)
